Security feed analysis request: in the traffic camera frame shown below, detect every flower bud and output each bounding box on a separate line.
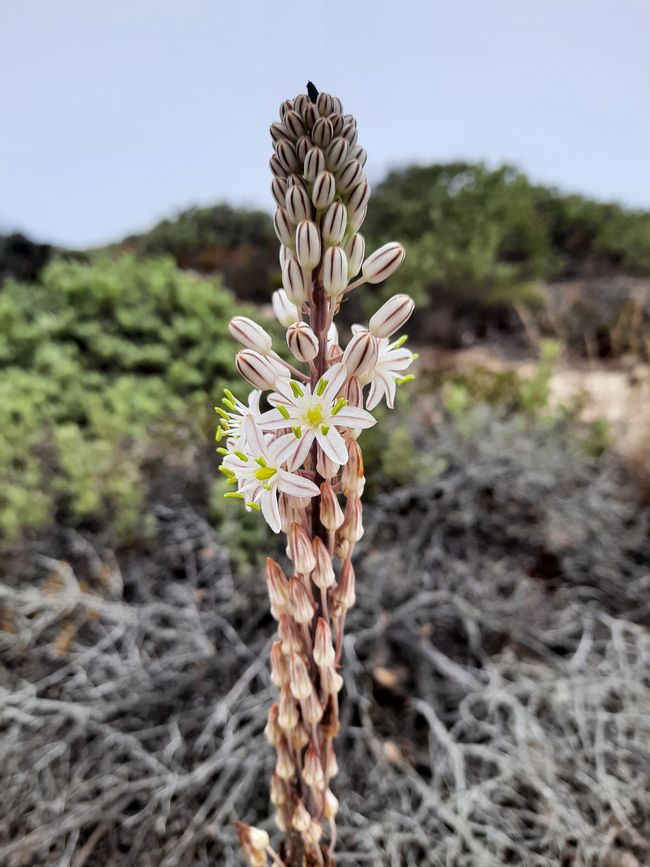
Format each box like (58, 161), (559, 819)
(275, 736), (295, 779)
(286, 172), (306, 189)
(349, 206), (367, 233)
(300, 689), (324, 724)
(289, 522), (316, 574)
(270, 643), (290, 690)
(317, 449), (339, 480)
(269, 153), (287, 178)
(316, 92), (334, 116)
(264, 703), (281, 745)
(274, 208), (295, 247)
(282, 109), (305, 141)
(314, 618), (335, 668)
(303, 743), (325, 789)
(321, 247), (348, 298)
(337, 159), (363, 194)
(295, 135), (311, 163)
(236, 823), (270, 855)
(319, 482), (344, 530)
(326, 137), (349, 172)
(312, 171), (336, 210)
(272, 289), (299, 328)
(344, 375), (363, 408)
(302, 102), (319, 130)
(328, 113), (344, 136)
(331, 95), (343, 114)
(321, 664), (344, 695)
(270, 121), (288, 146)
(275, 806), (290, 833)
(270, 774), (286, 806)
(333, 558), (356, 615)
(344, 233), (365, 278)
(304, 147), (326, 182)
(362, 243), (406, 286)
(266, 557), (290, 616)
(370, 296), (415, 342)
(341, 496), (363, 543)
(289, 575), (315, 624)
(285, 185), (311, 224)
(229, 316), (273, 355)
(286, 321), (319, 362)
(324, 789), (339, 818)
(276, 139), (299, 173)
(321, 202), (347, 246)
(271, 176), (288, 208)
(326, 748), (339, 780)
(279, 244), (291, 268)
(312, 117), (333, 148)
(282, 256), (310, 305)
(278, 684), (299, 730)
(289, 653), (312, 700)
(236, 350), (278, 390)
(278, 614), (303, 654)
(312, 536), (335, 589)
(342, 330), (379, 377)
(341, 439), (365, 497)
(292, 801), (311, 833)
(346, 180), (370, 221)
(279, 99), (293, 120)
(293, 93), (309, 115)
(295, 220), (321, 270)
(341, 120), (358, 146)
(350, 144), (367, 167)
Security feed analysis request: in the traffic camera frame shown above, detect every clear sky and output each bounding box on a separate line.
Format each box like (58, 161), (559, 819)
(1, 0), (648, 248)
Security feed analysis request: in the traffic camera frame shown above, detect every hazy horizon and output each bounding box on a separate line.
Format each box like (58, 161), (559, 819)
(2, 0), (649, 248)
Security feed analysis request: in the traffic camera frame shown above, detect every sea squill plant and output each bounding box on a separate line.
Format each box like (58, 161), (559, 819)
(219, 83), (415, 866)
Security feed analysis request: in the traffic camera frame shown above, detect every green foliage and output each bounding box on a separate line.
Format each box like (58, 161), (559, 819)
(0, 254), (249, 542)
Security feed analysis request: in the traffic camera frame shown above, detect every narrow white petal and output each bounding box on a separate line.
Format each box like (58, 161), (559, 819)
(316, 426), (349, 465)
(366, 377), (385, 411)
(278, 470), (319, 498)
(260, 488), (282, 533)
(273, 432), (301, 466)
(258, 410), (294, 431)
(321, 362), (348, 404)
(289, 430), (315, 471)
(332, 406), (376, 429)
(244, 416), (267, 455)
(382, 371), (397, 409)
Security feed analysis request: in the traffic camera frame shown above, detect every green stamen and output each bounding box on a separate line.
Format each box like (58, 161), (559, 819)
(332, 397), (347, 415)
(224, 491), (244, 499)
(397, 374), (416, 385)
(411, 353), (420, 361)
(223, 388), (236, 403)
(216, 447), (229, 456)
(218, 465), (235, 478)
(316, 377), (328, 396)
(277, 404), (290, 420)
(290, 381), (304, 398)
(321, 424), (330, 435)
(262, 483), (272, 490)
(255, 456), (267, 467)
(216, 427), (224, 441)
(215, 406), (229, 419)
(234, 451), (249, 462)
(246, 501), (261, 511)
(292, 425), (302, 439)
(392, 334), (408, 349)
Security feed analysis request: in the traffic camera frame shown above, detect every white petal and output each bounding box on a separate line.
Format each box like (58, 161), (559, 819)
(321, 362), (348, 404)
(272, 432), (301, 467)
(381, 348), (414, 371)
(332, 406), (376, 429)
(316, 426), (349, 465)
(258, 409), (294, 431)
(259, 488), (282, 533)
(384, 373), (397, 409)
(244, 416), (267, 455)
(289, 430), (315, 471)
(277, 470), (319, 498)
(366, 377), (386, 411)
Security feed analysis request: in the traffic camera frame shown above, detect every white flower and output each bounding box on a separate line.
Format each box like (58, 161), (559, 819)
(363, 336), (416, 410)
(215, 388), (262, 448)
(222, 417), (319, 533)
(258, 362), (375, 468)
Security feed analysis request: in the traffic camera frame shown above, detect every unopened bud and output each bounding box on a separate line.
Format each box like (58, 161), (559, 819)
(269, 153), (287, 178)
(282, 256), (310, 306)
(292, 801), (311, 833)
(295, 220), (321, 270)
(312, 536), (335, 589)
(329, 112), (344, 136)
(349, 205), (367, 233)
(326, 749), (339, 781)
(320, 482), (344, 530)
(341, 495), (364, 543)
(317, 449), (340, 480)
(270, 774), (286, 806)
(350, 145), (367, 167)
(286, 172), (306, 189)
(229, 316), (273, 355)
(321, 202), (347, 246)
(275, 736), (295, 780)
(274, 207), (295, 247)
(341, 439), (365, 496)
(346, 180), (370, 222)
(289, 575), (315, 624)
(278, 684), (299, 730)
(368, 292), (415, 337)
(289, 522), (316, 574)
(321, 246), (348, 298)
(302, 102), (319, 130)
(331, 95), (343, 114)
(295, 135), (311, 163)
(293, 93), (309, 115)
(321, 663), (344, 695)
(304, 146), (326, 182)
(271, 176), (288, 208)
(289, 653), (312, 700)
(326, 137), (349, 172)
(344, 233), (365, 279)
(282, 109), (305, 141)
(324, 789), (339, 818)
(316, 92), (334, 116)
(312, 117), (333, 148)
(286, 321), (319, 362)
(341, 120), (358, 146)
(312, 171), (336, 210)
(285, 185), (312, 224)
(272, 289), (299, 328)
(333, 558), (356, 615)
(278, 614), (303, 654)
(279, 99), (293, 120)
(279, 244), (291, 268)
(236, 823), (270, 855)
(276, 139), (298, 173)
(303, 743), (325, 789)
(236, 350), (278, 390)
(301, 688), (324, 724)
(270, 121), (288, 146)
(337, 159), (363, 194)
(342, 330), (378, 377)
(314, 618), (335, 667)
(344, 375), (363, 408)
(270, 641), (290, 687)
(264, 703), (281, 745)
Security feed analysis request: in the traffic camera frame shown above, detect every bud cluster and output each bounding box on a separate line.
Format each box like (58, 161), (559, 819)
(222, 84), (415, 865)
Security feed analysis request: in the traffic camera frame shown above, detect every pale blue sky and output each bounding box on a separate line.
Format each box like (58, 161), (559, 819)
(1, 0), (648, 247)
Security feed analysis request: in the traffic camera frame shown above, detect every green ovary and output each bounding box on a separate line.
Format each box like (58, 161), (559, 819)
(305, 403), (325, 428)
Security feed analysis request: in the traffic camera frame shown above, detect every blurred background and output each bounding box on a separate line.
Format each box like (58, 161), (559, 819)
(1, 1), (649, 865)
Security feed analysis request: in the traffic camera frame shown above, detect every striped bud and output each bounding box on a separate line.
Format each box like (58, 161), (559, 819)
(275, 736), (295, 779)
(289, 575), (316, 624)
(229, 316), (273, 354)
(328, 113), (344, 136)
(289, 522), (316, 574)
(321, 246), (348, 298)
(341, 121), (358, 146)
(282, 256), (310, 305)
(341, 439), (365, 497)
(326, 137), (349, 172)
(333, 558), (356, 614)
(302, 102), (319, 130)
(316, 449), (339, 480)
(312, 536), (335, 589)
(325, 749), (339, 781)
(278, 685), (299, 730)
(312, 117), (333, 148)
(282, 109), (305, 141)
(278, 614), (303, 654)
(264, 703), (281, 745)
(349, 205), (367, 233)
(295, 220), (321, 270)
(286, 321), (319, 362)
(270, 641), (290, 687)
(286, 172), (306, 189)
(285, 185), (311, 223)
(324, 789), (339, 818)
(269, 153), (287, 178)
(321, 202), (347, 246)
(236, 823), (270, 855)
(319, 482), (344, 530)
(312, 171), (336, 209)
(321, 664), (344, 695)
(276, 139), (298, 173)
(317, 92), (334, 116)
(350, 145), (367, 167)
(270, 121), (288, 146)
(331, 95), (343, 114)
(303, 743), (325, 789)
(272, 289), (299, 327)
(236, 350), (278, 390)
(300, 689), (324, 725)
(270, 774), (286, 806)
(344, 375), (363, 408)
(341, 495), (363, 543)
(292, 801), (311, 833)
(266, 558), (290, 612)
(289, 653), (312, 700)
(344, 233), (365, 278)
(346, 180), (370, 221)
(293, 93), (309, 115)
(274, 208), (295, 247)
(279, 99), (293, 120)
(295, 135), (311, 163)
(369, 293), (415, 338)
(337, 159), (363, 194)
(362, 243), (406, 286)
(271, 176), (288, 208)
(314, 618), (335, 668)
(304, 147), (326, 182)
(342, 330), (378, 378)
